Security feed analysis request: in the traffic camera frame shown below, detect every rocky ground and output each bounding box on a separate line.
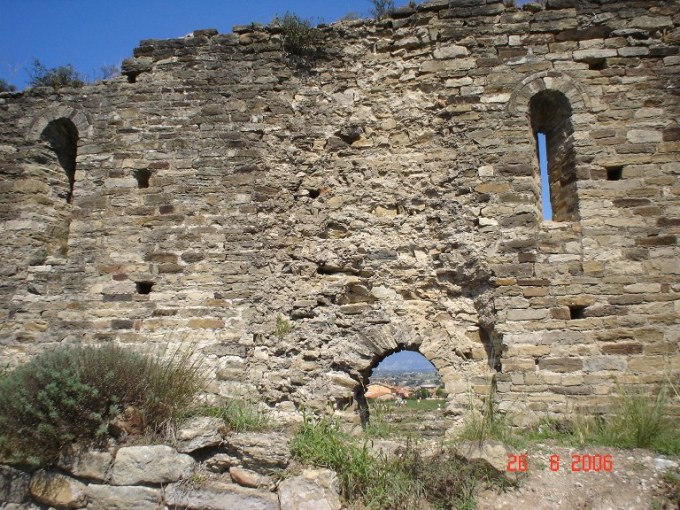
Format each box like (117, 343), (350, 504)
(2, 412), (678, 509)
(475, 443), (680, 510)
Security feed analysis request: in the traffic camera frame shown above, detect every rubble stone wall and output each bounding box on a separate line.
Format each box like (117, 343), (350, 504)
(1, 0), (679, 426)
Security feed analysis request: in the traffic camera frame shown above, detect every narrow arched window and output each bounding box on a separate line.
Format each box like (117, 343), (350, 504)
(529, 90), (579, 222)
(40, 118), (79, 203)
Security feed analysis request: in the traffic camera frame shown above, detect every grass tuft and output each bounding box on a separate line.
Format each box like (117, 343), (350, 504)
(291, 415), (510, 509)
(192, 399), (271, 432)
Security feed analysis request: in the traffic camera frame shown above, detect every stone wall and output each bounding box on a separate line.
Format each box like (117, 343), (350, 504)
(0, 0), (679, 427)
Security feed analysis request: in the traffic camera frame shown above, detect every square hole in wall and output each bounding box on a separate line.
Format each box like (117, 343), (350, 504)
(133, 169), (152, 189)
(569, 305), (586, 320)
(587, 58), (607, 71)
(606, 166), (623, 181)
(136, 281), (154, 294)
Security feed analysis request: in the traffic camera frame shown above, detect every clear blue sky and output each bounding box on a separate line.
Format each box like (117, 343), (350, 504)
(1, 1), (417, 90)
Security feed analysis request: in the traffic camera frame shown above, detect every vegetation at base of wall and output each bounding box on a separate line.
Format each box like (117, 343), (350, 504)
(291, 415), (511, 509)
(455, 380), (680, 455)
(0, 78), (17, 93)
(457, 386), (516, 447)
(370, 0), (396, 19)
(190, 399), (271, 432)
(275, 12), (320, 57)
(544, 382), (680, 455)
(0, 344), (205, 466)
(28, 59), (85, 90)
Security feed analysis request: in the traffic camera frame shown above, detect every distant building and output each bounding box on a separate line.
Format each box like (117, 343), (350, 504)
(365, 383), (411, 400)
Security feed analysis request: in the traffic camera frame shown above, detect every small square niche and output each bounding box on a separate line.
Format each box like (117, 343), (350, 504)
(136, 281), (154, 295)
(606, 166), (623, 181)
(569, 305), (586, 320)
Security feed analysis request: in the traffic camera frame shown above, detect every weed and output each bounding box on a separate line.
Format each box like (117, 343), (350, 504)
(518, 381), (680, 455)
(659, 468), (680, 508)
(0, 344), (205, 465)
(364, 401), (394, 438)
(194, 399), (270, 432)
(28, 59), (85, 90)
(0, 78), (16, 93)
(275, 314), (294, 338)
(369, 0), (395, 19)
(458, 385), (515, 446)
(291, 414), (511, 509)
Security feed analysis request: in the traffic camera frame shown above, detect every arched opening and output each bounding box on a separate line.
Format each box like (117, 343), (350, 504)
(40, 118), (78, 203)
(356, 347), (448, 438)
(529, 90), (579, 222)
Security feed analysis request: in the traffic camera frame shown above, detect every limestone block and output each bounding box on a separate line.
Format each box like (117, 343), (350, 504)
(278, 469), (342, 510)
(29, 471), (87, 509)
(165, 480), (278, 510)
(175, 416), (225, 453)
(229, 466), (272, 489)
(0, 465), (30, 504)
(506, 308), (548, 321)
(58, 447), (113, 482)
(225, 433), (291, 470)
(85, 485), (161, 510)
(433, 45), (469, 59)
(111, 445), (194, 485)
(539, 358), (583, 373)
(627, 130), (662, 144)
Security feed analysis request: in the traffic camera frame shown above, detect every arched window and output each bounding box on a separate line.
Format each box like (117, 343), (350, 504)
(356, 348), (447, 437)
(529, 90), (579, 222)
(40, 118), (78, 203)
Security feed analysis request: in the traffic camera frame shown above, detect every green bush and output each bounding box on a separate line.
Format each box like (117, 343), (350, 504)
(0, 344), (205, 465)
(275, 12), (320, 57)
(28, 59), (85, 90)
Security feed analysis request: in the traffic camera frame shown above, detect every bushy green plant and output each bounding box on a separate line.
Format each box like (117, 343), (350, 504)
(28, 59), (85, 90)
(369, 0), (395, 19)
(0, 344), (205, 465)
(275, 12), (320, 57)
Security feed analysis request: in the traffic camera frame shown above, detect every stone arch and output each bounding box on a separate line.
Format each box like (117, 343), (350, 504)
(340, 322), (496, 431)
(507, 71), (589, 117)
(27, 106), (93, 141)
(27, 106), (93, 204)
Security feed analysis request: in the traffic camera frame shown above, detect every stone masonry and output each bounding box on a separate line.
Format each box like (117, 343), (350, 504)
(0, 0), (678, 428)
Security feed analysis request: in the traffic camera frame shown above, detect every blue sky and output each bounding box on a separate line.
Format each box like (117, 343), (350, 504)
(1, 1), (414, 89)
(374, 350), (436, 372)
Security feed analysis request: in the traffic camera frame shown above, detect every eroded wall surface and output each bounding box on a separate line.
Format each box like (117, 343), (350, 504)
(1, 0), (678, 425)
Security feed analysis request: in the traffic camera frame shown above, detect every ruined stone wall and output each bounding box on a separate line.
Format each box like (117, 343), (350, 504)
(1, 0), (678, 428)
